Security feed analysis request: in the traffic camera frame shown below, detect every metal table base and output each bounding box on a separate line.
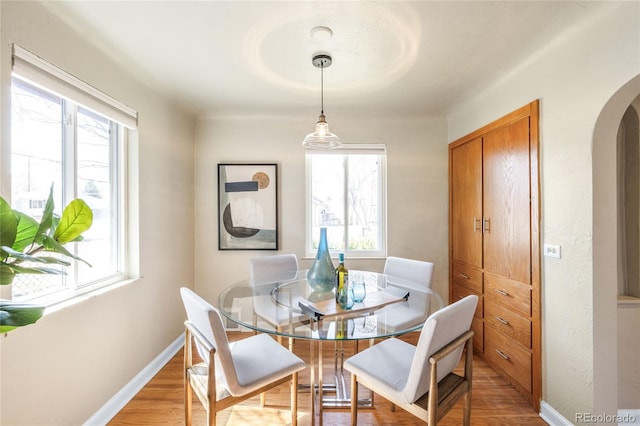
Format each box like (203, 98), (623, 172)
(307, 338), (375, 426)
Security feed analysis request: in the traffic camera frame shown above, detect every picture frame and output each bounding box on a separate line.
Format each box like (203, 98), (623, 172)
(218, 163), (278, 250)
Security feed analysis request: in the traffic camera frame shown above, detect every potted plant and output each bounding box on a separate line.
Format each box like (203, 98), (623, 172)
(0, 186), (93, 333)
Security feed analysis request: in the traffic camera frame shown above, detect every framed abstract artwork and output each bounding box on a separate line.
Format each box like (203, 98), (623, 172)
(218, 163), (278, 250)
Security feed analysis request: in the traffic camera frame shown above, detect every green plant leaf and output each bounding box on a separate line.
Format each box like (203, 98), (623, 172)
(12, 212), (39, 252)
(8, 264), (67, 275)
(35, 256), (71, 266)
(35, 185), (55, 241)
(54, 199), (93, 244)
(0, 264), (16, 285)
(5, 264), (67, 275)
(0, 197), (17, 259)
(0, 183), (94, 332)
(40, 235), (92, 267)
(0, 248), (72, 266)
(0, 301), (45, 333)
(0, 246), (47, 263)
(49, 215), (60, 238)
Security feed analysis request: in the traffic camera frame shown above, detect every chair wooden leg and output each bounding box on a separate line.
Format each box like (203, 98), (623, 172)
(463, 391), (472, 426)
(184, 331), (193, 426)
(208, 395), (216, 426)
(208, 353), (216, 426)
(185, 377), (192, 426)
(463, 336), (473, 426)
(291, 372), (298, 426)
(350, 373), (358, 425)
(260, 392), (266, 407)
(428, 361), (438, 425)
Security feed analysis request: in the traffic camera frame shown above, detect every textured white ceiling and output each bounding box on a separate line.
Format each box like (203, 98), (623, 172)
(41, 1), (609, 117)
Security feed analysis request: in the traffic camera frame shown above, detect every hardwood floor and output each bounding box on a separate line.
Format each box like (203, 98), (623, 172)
(109, 332), (546, 425)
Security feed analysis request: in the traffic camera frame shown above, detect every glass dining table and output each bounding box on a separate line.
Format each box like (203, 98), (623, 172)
(218, 269), (444, 425)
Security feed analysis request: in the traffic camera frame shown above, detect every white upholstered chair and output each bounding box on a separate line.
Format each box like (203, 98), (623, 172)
(180, 287), (305, 426)
(383, 256), (435, 291)
(250, 253), (299, 286)
(380, 256), (436, 331)
(249, 254), (304, 346)
(344, 295), (478, 425)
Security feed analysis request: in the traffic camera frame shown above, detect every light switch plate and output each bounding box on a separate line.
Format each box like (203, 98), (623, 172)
(543, 244), (561, 259)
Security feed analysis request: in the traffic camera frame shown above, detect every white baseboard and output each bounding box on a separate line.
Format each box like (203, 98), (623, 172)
(83, 333), (185, 426)
(540, 400), (573, 426)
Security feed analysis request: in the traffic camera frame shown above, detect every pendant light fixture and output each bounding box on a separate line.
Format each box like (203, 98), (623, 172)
(302, 53), (341, 149)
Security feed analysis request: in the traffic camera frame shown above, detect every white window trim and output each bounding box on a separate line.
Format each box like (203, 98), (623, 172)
(305, 144), (387, 259)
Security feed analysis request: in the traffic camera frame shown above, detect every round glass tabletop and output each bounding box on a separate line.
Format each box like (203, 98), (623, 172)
(218, 269), (444, 341)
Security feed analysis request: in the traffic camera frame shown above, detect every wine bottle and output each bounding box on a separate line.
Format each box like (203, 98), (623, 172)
(335, 253), (350, 308)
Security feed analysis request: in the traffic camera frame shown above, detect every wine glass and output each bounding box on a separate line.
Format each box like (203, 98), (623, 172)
(352, 281), (367, 303)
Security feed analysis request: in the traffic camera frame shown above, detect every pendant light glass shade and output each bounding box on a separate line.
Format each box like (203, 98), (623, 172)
(303, 113), (341, 149)
(303, 53), (341, 149)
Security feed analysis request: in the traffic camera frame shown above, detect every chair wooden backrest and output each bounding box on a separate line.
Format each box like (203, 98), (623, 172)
(383, 256), (435, 291)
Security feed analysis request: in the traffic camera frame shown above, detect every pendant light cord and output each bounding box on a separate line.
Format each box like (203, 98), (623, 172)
(320, 62), (324, 115)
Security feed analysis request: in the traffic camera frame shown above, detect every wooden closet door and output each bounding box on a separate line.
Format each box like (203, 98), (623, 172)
(451, 137), (483, 268)
(483, 117), (531, 284)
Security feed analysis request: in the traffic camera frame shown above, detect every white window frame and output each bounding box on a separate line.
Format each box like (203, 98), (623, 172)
(6, 44), (137, 307)
(305, 144), (387, 259)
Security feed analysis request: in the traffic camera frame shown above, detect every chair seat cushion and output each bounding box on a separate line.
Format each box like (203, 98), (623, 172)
(344, 337), (415, 404)
(227, 333), (305, 396)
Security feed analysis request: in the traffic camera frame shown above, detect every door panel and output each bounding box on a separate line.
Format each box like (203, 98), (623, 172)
(451, 137), (483, 268)
(483, 118), (531, 284)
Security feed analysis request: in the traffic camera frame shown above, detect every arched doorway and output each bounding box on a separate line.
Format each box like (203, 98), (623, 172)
(593, 74), (640, 417)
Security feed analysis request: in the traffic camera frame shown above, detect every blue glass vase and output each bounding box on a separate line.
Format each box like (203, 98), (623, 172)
(307, 227), (335, 292)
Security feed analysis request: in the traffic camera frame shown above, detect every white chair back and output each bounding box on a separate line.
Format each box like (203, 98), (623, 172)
(180, 287), (239, 393)
(250, 254), (298, 285)
(403, 295), (478, 403)
(383, 256), (435, 291)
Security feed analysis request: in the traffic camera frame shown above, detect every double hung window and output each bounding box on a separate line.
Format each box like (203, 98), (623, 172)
(7, 45), (137, 305)
(306, 145), (387, 258)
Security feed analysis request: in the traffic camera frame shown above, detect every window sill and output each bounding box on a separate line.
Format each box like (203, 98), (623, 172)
(41, 277), (140, 316)
(617, 294), (640, 305)
(302, 256), (387, 261)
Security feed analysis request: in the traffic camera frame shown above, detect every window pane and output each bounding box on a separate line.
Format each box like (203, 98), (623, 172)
(76, 107), (118, 284)
(307, 147), (386, 258)
(11, 78), (65, 298)
(11, 79), (63, 215)
(310, 155), (345, 251)
(347, 155), (380, 251)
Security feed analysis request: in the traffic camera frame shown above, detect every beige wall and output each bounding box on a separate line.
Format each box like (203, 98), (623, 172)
(0, 2), (195, 425)
(447, 2), (640, 422)
(193, 113), (449, 305)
